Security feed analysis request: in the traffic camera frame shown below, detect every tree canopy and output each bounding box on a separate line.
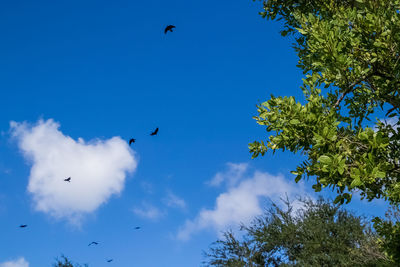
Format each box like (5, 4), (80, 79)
(250, 0), (400, 205)
(249, 0), (400, 261)
(204, 197), (391, 266)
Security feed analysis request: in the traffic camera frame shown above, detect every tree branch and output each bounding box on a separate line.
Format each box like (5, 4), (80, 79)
(385, 106), (398, 117)
(333, 73), (372, 109)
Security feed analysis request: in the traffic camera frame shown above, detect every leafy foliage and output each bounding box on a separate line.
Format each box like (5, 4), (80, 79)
(250, 0), (400, 260)
(373, 205), (400, 262)
(250, 0), (400, 205)
(204, 198), (391, 266)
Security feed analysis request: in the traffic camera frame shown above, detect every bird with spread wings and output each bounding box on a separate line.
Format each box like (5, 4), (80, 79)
(150, 127), (159, 136)
(129, 138), (136, 146)
(164, 25), (175, 34)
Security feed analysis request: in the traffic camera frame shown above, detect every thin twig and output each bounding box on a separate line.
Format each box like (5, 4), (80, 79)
(385, 106), (398, 117)
(333, 73), (372, 109)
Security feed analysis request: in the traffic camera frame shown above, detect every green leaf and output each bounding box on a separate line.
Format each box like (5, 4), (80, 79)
(338, 164), (345, 175)
(350, 176), (363, 188)
(375, 171), (386, 179)
(359, 132), (368, 140)
(298, 28), (307, 35)
(318, 155), (332, 164)
(312, 183), (322, 192)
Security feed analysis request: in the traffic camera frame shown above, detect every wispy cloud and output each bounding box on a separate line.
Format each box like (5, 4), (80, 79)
(163, 191), (186, 210)
(384, 116), (399, 127)
(10, 119), (137, 223)
(0, 258), (29, 267)
(207, 162), (248, 187)
(140, 182), (154, 194)
(133, 202), (164, 220)
(177, 164), (308, 241)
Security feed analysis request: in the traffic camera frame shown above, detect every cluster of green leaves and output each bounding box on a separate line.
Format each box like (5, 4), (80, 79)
(250, 0), (400, 205)
(204, 197), (391, 266)
(249, 0), (400, 261)
(373, 205), (400, 263)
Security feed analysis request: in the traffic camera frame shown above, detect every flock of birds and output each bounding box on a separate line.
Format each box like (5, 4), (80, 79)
(63, 127), (159, 184)
(129, 127), (159, 146)
(16, 22), (176, 264)
(18, 126), (159, 263)
(17, 75), (168, 264)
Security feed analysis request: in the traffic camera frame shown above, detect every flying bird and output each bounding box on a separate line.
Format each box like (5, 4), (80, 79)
(107, 259), (113, 263)
(64, 177), (71, 182)
(129, 138), (136, 146)
(19, 224), (28, 228)
(134, 226), (141, 230)
(164, 25), (175, 34)
(150, 128), (159, 136)
(88, 241), (99, 246)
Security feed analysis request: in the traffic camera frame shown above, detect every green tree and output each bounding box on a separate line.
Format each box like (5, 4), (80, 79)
(249, 0), (400, 260)
(373, 205), (400, 262)
(204, 198), (391, 266)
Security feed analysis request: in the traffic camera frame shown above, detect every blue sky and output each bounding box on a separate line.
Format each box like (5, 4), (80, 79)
(0, 0), (389, 266)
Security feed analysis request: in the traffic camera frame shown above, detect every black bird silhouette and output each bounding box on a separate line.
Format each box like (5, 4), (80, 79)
(19, 224), (27, 228)
(129, 138), (136, 146)
(164, 25), (175, 34)
(134, 226), (141, 230)
(64, 177), (71, 182)
(150, 128), (159, 136)
(88, 241), (99, 246)
(107, 259), (113, 263)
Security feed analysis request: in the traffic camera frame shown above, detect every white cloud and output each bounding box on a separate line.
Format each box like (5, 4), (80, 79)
(164, 191), (186, 210)
(177, 164), (307, 241)
(133, 202), (164, 220)
(375, 116), (399, 133)
(10, 119), (137, 223)
(0, 258), (29, 267)
(383, 117), (399, 133)
(207, 162), (248, 187)
(384, 116), (399, 127)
